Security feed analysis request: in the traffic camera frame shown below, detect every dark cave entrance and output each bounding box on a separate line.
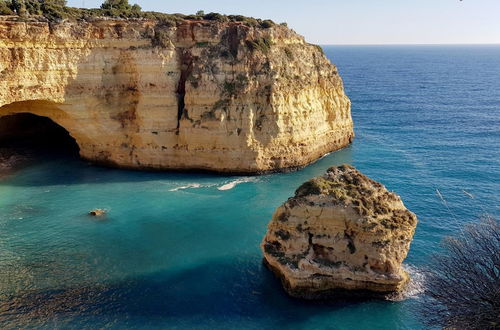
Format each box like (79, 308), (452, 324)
(0, 113), (80, 172)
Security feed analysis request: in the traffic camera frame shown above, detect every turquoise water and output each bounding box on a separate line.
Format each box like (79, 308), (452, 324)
(1, 45), (499, 329)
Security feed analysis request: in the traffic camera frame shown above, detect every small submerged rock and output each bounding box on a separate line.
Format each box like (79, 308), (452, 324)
(88, 209), (106, 217)
(261, 164), (418, 299)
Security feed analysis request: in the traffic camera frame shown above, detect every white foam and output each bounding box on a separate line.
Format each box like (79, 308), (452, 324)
(403, 264), (426, 297)
(217, 177), (257, 191)
(319, 152), (332, 160)
(387, 264), (426, 301)
(168, 183), (202, 192)
(168, 177), (258, 192)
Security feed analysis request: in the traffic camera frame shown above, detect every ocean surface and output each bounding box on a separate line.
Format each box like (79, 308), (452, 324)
(1, 45), (499, 329)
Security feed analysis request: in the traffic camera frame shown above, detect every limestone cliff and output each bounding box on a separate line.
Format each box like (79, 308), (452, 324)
(261, 165), (418, 298)
(0, 16), (353, 173)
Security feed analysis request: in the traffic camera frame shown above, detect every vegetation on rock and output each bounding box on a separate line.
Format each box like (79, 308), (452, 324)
(245, 37), (273, 53)
(0, 0), (14, 15)
(0, 0), (276, 27)
(100, 0), (141, 17)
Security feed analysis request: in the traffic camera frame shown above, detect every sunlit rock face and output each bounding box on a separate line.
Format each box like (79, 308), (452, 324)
(0, 17), (353, 173)
(262, 165), (418, 298)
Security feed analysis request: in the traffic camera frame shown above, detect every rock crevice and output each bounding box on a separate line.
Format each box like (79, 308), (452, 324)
(176, 48), (194, 130)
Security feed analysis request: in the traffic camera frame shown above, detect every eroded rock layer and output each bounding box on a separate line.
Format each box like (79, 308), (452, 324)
(0, 16), (353, 173)
(261, 165), (418, 298)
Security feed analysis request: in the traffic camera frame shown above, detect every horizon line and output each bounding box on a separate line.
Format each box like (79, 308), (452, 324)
(319, 42), (500, 46)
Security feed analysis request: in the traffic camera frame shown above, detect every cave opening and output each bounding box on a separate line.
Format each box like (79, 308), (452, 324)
(0, 113), (80, 162)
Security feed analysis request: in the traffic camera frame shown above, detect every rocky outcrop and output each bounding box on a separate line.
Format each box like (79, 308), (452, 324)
(261, 165), (418, 298)
(0, 16), (353, 173)
(88, 209), (106, 217)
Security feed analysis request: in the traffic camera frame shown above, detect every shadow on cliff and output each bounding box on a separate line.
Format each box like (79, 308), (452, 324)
(0, 256), (377, 327)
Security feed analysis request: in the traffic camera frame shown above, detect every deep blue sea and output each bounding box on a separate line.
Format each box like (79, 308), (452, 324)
(1, 45), (499, 329)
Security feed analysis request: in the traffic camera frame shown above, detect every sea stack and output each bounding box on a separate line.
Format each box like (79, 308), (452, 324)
(0, 16), (353, 173)
(261, 165), (418, 299)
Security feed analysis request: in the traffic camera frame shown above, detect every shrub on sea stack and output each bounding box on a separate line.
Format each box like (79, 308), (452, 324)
(261, 165), (418, 299)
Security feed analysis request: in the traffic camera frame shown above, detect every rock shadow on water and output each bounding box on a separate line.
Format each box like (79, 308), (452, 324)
(0, 258), (376, 328)
(0, 150), (355, 192)
(1, 159), (230, 188)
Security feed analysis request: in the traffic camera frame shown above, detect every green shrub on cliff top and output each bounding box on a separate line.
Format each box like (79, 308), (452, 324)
(101, 0), (141, 17)
(101, 0), (131, 10)
(0, 0), (277, 27)
(3, 0), (78, 19)
(1, 0), (142, 20)
(11, 0), (66, 19)
(202, 12), (227, 22)
(259, 19), (274, 28)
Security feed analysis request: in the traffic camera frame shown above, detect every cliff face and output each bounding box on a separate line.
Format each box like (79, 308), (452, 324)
(0, 16), (353, 173)
(262, 165), (418, 298)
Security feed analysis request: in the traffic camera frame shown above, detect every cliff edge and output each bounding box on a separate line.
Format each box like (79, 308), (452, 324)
(0, 15), (353, 173)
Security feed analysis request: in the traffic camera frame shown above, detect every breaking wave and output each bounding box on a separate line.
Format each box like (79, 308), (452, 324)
(217, 177), (258, 191)
(168, 183), (203, 192)
(167, 178), (258, 192)
(387, 264), (426, 301)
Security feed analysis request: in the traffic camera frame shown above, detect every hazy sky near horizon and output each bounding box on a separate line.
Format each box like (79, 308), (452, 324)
(67, 0), (500, 45)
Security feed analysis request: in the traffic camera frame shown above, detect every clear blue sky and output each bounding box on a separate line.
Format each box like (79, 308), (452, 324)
(67, 0), (500, 45)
